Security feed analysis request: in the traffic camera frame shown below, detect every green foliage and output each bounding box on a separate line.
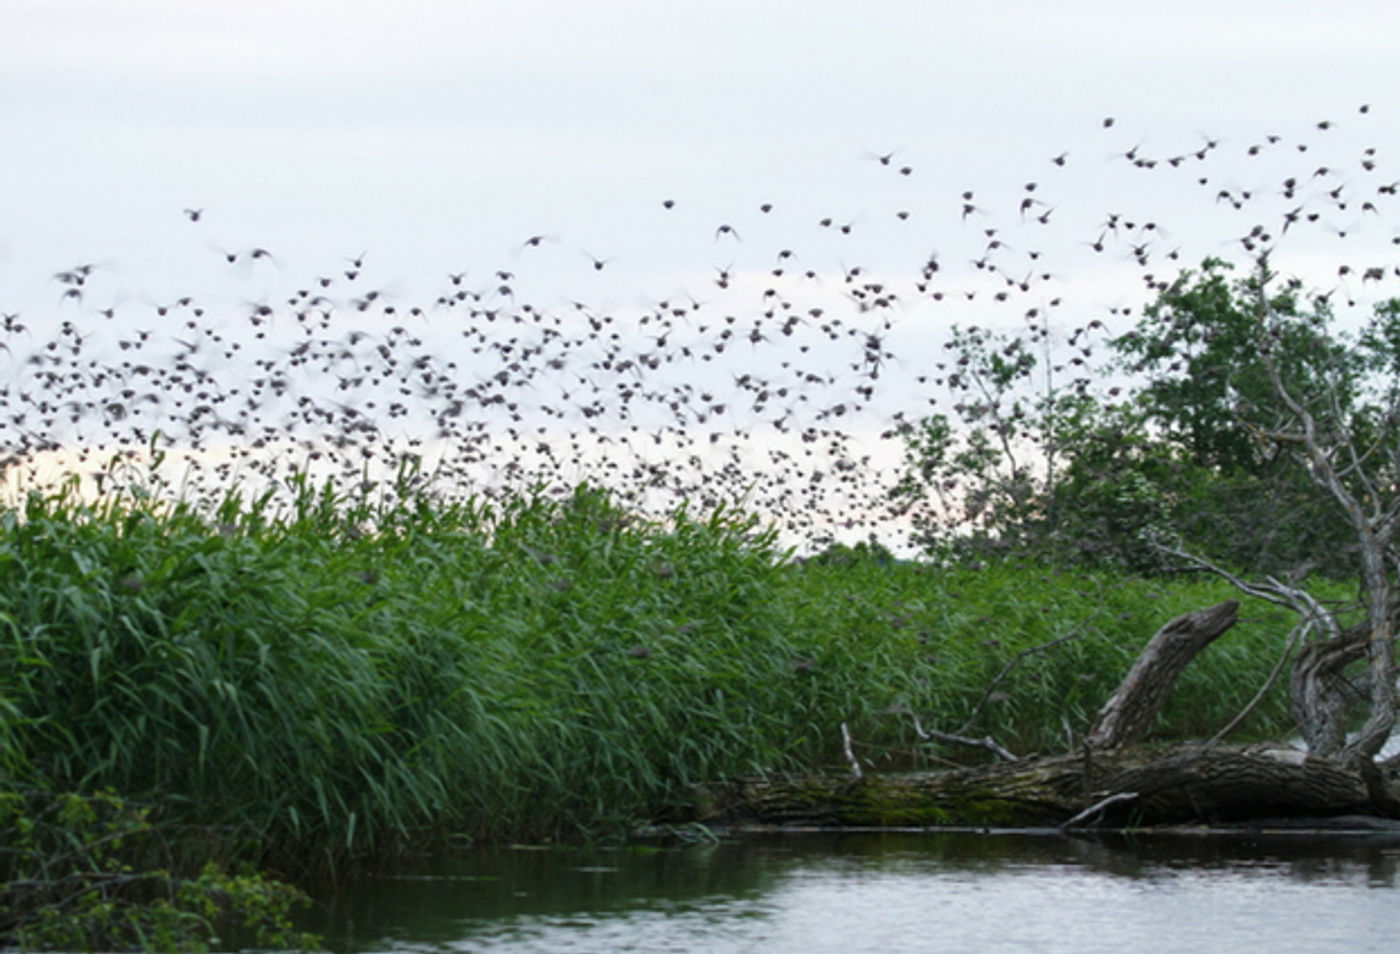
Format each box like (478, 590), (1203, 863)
(808, 538), (896, 567)
(1116, 258), (1317, 473)
(0, 478), (1307, 944)
(894, 258), (1400, 577)
(2, 482), (1296, 836)
(1, 481), (813, 859)
(890, 345), (1186, 570)
(1113, 258), (1398, 575)
(889, 324), (1057, 562)
(0, 789), (318, 952)
(782, 558), (1299, 755)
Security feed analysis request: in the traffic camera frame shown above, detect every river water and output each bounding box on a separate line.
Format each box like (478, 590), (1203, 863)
(307, 829), (1400, 953)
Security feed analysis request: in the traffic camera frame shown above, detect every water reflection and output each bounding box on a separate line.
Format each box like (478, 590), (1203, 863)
(309, 831), (1400, 953)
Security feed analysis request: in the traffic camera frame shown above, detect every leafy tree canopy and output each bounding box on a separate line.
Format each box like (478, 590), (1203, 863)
(893, 257), (1400, 579)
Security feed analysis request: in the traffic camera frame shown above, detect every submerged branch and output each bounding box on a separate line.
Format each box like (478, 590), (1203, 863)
(1058, 791), (1139, 830)
(686, 744), (1391, 829)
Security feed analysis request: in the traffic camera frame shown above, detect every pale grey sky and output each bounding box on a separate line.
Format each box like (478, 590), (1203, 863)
(7, 1), (1395, 295)
(4, 1), (1398, 545)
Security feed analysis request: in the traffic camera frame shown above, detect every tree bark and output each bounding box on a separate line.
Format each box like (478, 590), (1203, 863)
(682, 744), (1394, 829)
(1290, 626), (1368, 755)
(1085, 600), (1239, 749)
(675, 597), (1400, 832)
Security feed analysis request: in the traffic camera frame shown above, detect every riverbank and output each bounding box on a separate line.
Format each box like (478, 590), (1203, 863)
(0, 481), (1318, 947)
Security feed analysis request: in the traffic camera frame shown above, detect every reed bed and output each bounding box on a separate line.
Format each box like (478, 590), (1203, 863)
(0, 478), (1298, 868)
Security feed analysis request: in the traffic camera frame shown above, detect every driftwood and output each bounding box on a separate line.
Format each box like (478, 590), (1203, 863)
(1087, 600), (1239, 748)
(680, 601), (1400, 830)
(683, 744), (1387, 828)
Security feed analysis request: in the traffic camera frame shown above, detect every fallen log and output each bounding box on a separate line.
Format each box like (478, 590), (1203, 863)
(676, 600), (1400, 831)
(682, 744), (1394, 829)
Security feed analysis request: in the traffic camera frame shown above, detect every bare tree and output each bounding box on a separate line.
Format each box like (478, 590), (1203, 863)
(1172, 258), (1400, 762)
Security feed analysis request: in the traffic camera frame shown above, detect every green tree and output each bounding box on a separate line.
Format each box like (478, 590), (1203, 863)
(893, 258), (1400, 578)
(888, 324), (1054, 562)
(888, 316), (1205, 570)
(1111, 257), (1386, 577)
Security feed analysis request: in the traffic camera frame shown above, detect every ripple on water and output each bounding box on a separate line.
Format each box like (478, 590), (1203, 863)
(317, 833), (1400, 954)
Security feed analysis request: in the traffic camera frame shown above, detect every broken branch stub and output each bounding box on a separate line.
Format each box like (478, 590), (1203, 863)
(1086, 600), (1239, 749)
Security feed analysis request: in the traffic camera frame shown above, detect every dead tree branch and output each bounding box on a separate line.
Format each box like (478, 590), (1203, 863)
(909, 711), (1019, 762)
(1207, 620), (1304, 744)
(955, 612), (1101, 736)
(1086, 601), (1239, 749)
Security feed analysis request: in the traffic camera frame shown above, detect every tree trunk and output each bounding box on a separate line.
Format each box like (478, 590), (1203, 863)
(675, 598), (1400, 832)
(682, 744), (1393, 829)
(1087, 601), (1239, 748)
(1290, 627), (1367, 756)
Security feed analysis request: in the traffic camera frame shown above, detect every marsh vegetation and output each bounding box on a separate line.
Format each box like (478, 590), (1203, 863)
(5, 104), (1400, 948)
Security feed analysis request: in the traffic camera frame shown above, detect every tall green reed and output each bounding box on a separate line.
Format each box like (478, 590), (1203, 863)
(0, 478), (1300, 872)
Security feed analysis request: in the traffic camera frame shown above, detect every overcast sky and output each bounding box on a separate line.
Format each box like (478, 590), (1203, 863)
(4, 1), (1399, 543)
(7, 1), (1397, 296)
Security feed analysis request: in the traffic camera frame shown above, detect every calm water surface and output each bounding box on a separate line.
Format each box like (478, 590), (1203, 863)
(308, 830), (1400, 953)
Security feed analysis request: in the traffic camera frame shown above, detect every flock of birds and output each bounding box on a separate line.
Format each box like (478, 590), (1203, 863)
(4, 106), (1398, 550)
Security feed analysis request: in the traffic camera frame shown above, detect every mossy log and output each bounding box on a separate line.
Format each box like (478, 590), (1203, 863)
(680, 600), (1400, 831)
(685, 744), (1393, 829)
